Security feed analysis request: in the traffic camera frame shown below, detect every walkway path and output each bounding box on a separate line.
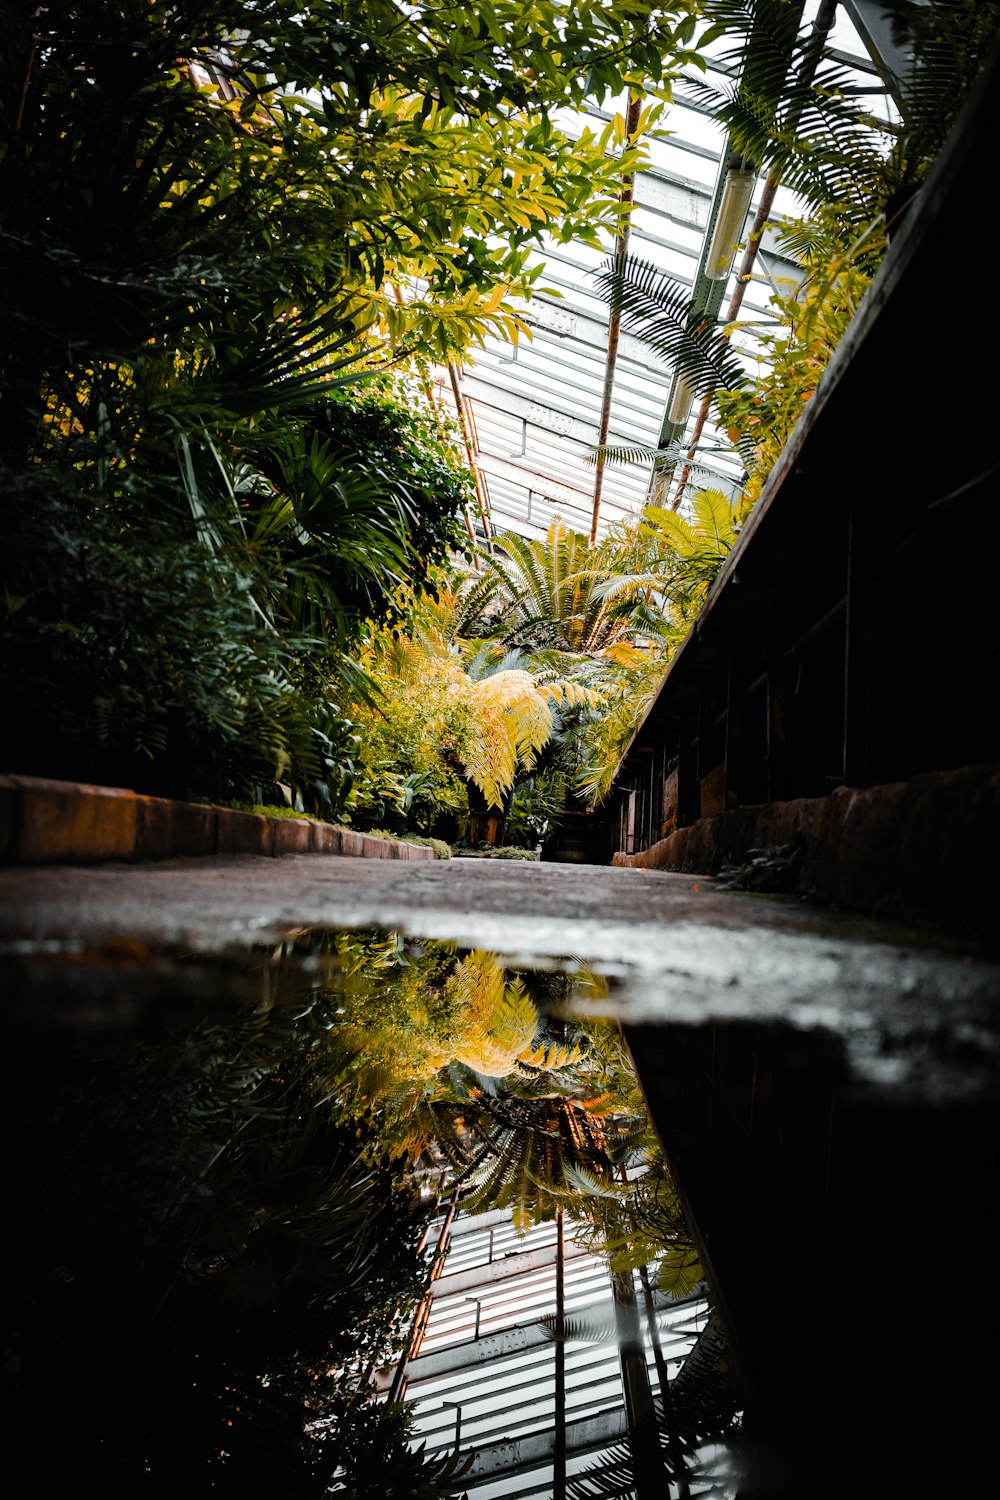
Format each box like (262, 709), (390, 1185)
(4, 848), (999, 1497)
(3, 851), (998, 1101)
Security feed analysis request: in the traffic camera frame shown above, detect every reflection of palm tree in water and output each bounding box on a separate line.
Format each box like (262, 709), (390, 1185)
(301, 931), (739, 1491)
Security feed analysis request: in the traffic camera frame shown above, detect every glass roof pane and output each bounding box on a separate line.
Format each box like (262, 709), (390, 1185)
(437, 2), (889, 542)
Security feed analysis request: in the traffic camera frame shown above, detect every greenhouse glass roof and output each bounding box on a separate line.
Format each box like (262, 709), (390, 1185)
(436, 1), (900, 544)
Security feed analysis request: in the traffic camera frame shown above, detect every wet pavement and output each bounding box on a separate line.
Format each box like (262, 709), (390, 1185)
(4, 851), (1000, 1498)
(3, 852), (998, 1101)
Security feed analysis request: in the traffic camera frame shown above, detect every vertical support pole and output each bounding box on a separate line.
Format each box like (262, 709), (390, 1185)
(443, 1402), (463, 1451)
(423, 360), (478, 559)
(465, 1297), (482, 1341)
(766, 659), (788, 802)
(448, 362), (494, 553)
(843, 494), (873, 787)
(639, 1265), (691, 1500)
(591, 89), (644, 545)
(554, 1208), (567, 1500)
(613, 1264), (662, 1499)
(724, 645), (743, 810)
(677, 698), (700, 829)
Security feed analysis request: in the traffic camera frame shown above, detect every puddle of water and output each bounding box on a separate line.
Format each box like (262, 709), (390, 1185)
(0, 930), (743, 1498)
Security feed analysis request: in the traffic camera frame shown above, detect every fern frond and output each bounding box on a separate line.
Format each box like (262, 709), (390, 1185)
(562, 1161), (635, 1199)
(519, 1037), (590, 1072)
(656, 1245), (705, 1300)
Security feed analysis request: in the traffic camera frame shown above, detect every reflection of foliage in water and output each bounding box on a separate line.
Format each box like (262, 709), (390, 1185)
(2, 931), (707, 1494)
(318, 932), (703, 1295)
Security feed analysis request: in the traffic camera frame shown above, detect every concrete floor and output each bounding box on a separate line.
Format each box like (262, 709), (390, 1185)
(3, 851), (999, 1497)
(3, 852), (998, 1103)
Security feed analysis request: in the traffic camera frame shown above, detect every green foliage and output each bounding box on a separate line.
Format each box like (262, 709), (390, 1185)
(326, 1399), (474, 1498)
(345, 649), (474, 832)
(597, 489), (743, 623)
(346, 494), (736, 821)
(363, 830), (452, 858)
(460, 520), (643, 654)
(0, 366), (463, 803)
(506, 766), (570, 850)
(697, 2), (1000, 516)
(455, 845), (541, 861)
(574, 643), (673, 807)
(715, 207), (879, 508)
(230, 803), (343, 823)
(437, 524), (686, 820)
(715, 840), (804, 892)
(692, 0), (1000, 237)
(1, 469), (351, 800)
(348, 610), (602, 833)
(594, 250), (751, 412)
(300, 381), (478, 610)
(4, 926), (711, 1491)
(458, 1090), (631, 1230)
(557, 1303), (743, 1498)
(2, 0), (708, 801)
(0, 1), (708, 386)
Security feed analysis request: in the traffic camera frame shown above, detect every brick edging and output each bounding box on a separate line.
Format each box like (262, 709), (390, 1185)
(0, 774), (436, 865)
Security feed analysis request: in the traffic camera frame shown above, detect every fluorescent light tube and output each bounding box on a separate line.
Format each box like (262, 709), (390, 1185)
(668, 375), (695, 426)
(705, 168), (755, 280)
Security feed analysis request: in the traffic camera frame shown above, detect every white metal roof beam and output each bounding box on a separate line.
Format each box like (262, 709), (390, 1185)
(463, 1408), (628, 1482)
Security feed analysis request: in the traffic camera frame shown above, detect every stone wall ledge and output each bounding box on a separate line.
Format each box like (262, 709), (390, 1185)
(0, 774), (436, 865)
(612, 762), (1000, 938)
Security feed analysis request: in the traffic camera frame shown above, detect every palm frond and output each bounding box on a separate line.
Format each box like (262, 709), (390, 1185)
(565, 1443), (637, 1499)
(685, 1), (893, 217)
(585, 440), (672, 468)
(541, 1304), (622, 1345)
(563, 1315), (743, 1499)
(176, 307), (379, 417)
(561, 1161), (635, 1200)
(669, 1309), (743, 1431)
(593, 252), (750, 401)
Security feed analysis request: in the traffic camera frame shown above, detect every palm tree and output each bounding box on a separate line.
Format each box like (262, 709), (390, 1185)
(691, 0), (1000, 238)
(457, 519), (644, 654)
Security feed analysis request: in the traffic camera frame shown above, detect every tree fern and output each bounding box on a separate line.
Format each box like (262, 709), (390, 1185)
(459, 668), (562, 806)
(462, 520), (645, 653)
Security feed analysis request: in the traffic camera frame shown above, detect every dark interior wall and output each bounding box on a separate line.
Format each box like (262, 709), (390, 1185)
(624, 1016), (1000, 1500)
(609, 43), (1000, 880)
(610, 42), (1000, 1498)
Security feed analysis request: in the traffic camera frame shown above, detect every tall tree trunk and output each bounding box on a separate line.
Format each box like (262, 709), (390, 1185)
(464, 778), (512, 846)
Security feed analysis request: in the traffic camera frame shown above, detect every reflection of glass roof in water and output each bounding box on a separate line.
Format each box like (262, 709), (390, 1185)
(438, 2), (899, 543)
(4, 927), (737, 1496)
(390, 1207), (731, 1498)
